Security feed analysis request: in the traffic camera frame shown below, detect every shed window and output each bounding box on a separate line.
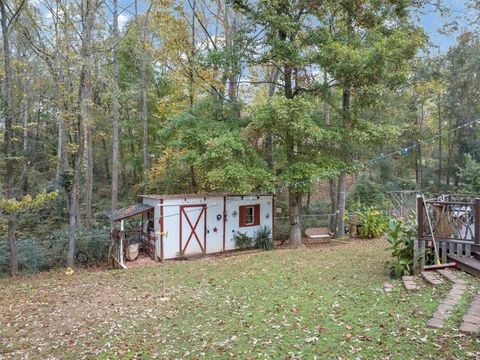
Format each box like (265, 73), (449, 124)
(239, 204), (260, 227)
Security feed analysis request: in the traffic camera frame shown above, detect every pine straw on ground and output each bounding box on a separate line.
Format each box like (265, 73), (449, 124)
(1, 238), (479, 359)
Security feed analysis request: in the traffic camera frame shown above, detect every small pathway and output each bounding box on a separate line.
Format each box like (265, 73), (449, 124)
(402, 275), (419, 291)
(427, 282), (466, 329)
(459, 292), (480, 334)
(400, 269), (478, 334)
(383, 282), (393, 293)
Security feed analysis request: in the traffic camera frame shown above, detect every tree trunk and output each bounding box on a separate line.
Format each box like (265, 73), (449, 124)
(336, 173), (346, 238)
(415, 100), (424, 187)
(83, 0), (95, 230)
(225, 7), (239, 104)
(67, 0), (91, 266)
(8, 213), (18, 275)
(1, 0), (19, 276)
(264, 69), (280, 170)
(446, 116), (453, 186)
(288, 188), (303, 248)
(67, 176), (80, 267)
(135, 1), (149, 177)
(56, 110), (66, 181)
(190, 165), (198, 192)
(188, 0), (196, 107)
(335, 87), (350, 238)
(85, 126), (93, 229)
(283, 59), (303, 248)
(54, 4), (66, 183)
(21, 84), (30, 194)
(329, 178), (337, 235)
(437, 98), (442, 185)
(102, 138), (110, 181)
(112, 0), (120, 213)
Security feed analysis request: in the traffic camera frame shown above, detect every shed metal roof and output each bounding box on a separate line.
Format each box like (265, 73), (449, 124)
(140, 193), (272, 200)
(108, 203), (154, 222)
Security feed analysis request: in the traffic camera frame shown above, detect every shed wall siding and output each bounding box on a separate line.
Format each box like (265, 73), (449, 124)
(142, 195), (273, 260)
(225, 196), (273, 251)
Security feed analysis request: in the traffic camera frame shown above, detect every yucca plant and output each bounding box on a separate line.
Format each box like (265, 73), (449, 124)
(254, 226), (273, 251)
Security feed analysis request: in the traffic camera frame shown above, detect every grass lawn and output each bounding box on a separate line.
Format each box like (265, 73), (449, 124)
(1, 238), (479, 359)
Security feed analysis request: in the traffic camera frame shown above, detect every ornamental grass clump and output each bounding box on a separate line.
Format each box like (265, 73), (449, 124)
(254, 226), (273, 251)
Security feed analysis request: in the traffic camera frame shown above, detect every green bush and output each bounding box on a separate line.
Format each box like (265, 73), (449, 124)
(233, 232), (253, 249)
(254, 226), (273, 251)
(457, 154), (480, 193)
(348, 206), (389, 239)
(273, 219), (289, 242)
(348, 176), (385, 208)
(385, 218), (417, 277)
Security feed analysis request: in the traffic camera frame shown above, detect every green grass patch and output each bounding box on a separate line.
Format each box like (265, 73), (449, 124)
(1, 238), (479, 359)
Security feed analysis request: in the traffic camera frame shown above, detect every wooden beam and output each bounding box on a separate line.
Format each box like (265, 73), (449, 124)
(475, 198), (480, 245)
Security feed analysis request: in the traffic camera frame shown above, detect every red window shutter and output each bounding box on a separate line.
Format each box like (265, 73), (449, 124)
(239, 206), (246, 227)
(254, 204), (260, 225)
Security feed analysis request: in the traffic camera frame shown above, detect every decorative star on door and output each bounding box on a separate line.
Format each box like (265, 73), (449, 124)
(180, 205), (207, 255)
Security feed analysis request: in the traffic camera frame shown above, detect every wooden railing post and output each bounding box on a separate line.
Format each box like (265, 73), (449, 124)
(414, 195), (424, 273)
(417, 196), (424, 239)
(474, 198), (480, 245)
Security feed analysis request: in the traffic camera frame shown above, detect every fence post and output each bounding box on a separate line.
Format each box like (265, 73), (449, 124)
(417, 196), (425, 239)
(475, 198), (480, 245)
(414, 195), (424, 274)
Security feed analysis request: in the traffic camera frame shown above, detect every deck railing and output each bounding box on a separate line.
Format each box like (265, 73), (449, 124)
(415, 195), (480, 270)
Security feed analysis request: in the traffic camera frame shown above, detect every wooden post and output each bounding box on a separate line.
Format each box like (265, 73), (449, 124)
(415, 195), (424, 273)
(120, 220), (124, 267)
(474, 198), (480, 245)
(417, 195), (424, 239)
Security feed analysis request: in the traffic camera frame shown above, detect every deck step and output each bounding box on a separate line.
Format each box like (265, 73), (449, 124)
(473, 251), (480, 261)
(421, 271), (444, 286)
(437, 269), (467, 284)
(448, 255), (480, 278)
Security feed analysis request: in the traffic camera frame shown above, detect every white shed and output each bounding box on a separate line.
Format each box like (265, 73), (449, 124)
(137, 193), (274, 260)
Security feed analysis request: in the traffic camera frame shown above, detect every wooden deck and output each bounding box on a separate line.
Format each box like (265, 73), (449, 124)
(416, 195), (480, 278)
(448, 255), (480, 278)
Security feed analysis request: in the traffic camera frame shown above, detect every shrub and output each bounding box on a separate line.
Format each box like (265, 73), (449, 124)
(385, 218), (417, 278)
(348, 206), (389, 239)
(234, 232), (253, 249)
(348, 175), (385, 208)
(273, 220), (290, 243)
(457, 154), (480, 193)
(254, 226), (273, 251)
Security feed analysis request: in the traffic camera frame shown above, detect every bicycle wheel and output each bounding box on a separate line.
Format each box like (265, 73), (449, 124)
(76, 251), (89, 264)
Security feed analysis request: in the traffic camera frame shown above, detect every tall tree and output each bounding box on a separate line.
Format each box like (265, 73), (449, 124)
(135, 0), (150, 178)
(111, 0), (120, 212)
(232, 0), (315, 248)
(1, 0), (26, 275)
(309, 0), (425, 236)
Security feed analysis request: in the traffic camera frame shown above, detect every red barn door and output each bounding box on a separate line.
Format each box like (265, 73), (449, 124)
(180, 205), (207, 256)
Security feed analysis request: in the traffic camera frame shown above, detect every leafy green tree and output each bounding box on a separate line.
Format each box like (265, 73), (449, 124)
(308, 0), (425, 236)
(146, 97), (272, 194)
(457, 154), (480, 193)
